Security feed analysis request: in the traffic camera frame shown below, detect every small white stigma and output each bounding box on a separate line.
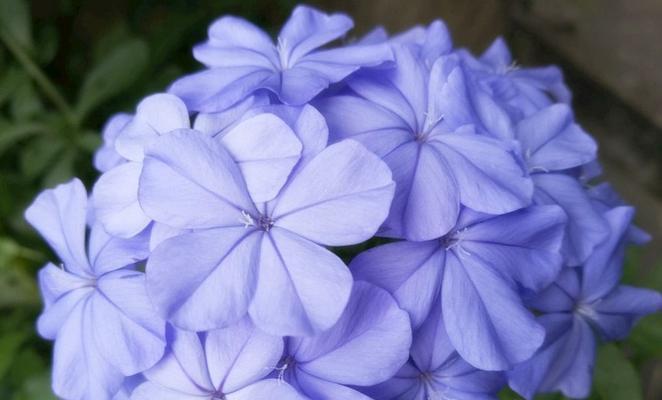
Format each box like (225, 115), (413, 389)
(443, 227), (471, 257)
(239, 210), (255, 228)
(528, 165), (550, 174)
(498, 60), (520, 75)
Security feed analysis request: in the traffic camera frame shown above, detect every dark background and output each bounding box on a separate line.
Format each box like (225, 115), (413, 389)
(0, 1), (659, 399)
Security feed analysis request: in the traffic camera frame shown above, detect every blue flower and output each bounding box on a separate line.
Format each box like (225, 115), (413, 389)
(351, 206), (566, 370)
(138, 112), (394, 336)
(277, 282), (412, 398)
(25, 179), (166, 400)
(317, 46), (533, 240)
(363, 300), (504, 399)
(132, 320), (305, 400)
(169, 5), (393, 112)
(508, 206), (662, 399)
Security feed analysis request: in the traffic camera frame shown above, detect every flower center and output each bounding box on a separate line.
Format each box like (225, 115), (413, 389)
(239, 211), (274, 231)
(574, 302), (599, 321)
(442, 228), (471, 257)
(275, 355), (296, 382)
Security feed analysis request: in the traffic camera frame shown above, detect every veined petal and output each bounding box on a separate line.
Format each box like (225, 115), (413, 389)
(291, 371), (371, 400)
(351, 240), (443, 328)
(220, 113), (302, 203)
(533, 173), (608, 266)
(91, 270), (166, 375)
(25, 178), (91, 276)
(228, 379), (306, 400)
(52, 299), (123, 400)
(139, 129), (256, 230)
(460, 206), (566, 292)
(581, 206), (634, 302)
(93, 162), (151, 238)
(278, 5), (353, 65)
(249, 228), (353, 336)
(291, 281), (411, 386)
(273, 140), (394, 246)
(314, 95), (411, 157)
(114, 94), (190, 161)
(382, 142), (459, 241)
(442, 252), (544, 370)
(206, 319), (284, 393)
(433, 134), (533, 215)
(146, 228), (261, 331)
(517, 104), (596, 171)
(168, 67), (273, 113)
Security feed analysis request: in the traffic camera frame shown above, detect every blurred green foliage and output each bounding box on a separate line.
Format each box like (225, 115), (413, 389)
(0, 1), (658, 399)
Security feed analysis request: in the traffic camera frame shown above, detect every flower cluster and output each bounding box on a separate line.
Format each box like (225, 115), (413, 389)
(26, 5), (660, 400)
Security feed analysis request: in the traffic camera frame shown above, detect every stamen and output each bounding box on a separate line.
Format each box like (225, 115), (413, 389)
(442, 228), (471, 257)
(239, 210), (255, 228)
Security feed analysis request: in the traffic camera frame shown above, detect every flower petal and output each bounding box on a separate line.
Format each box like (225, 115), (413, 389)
(91, 270), (166, 375)
(581, 206), (634, 302)
(314, 95), (412, 158)
(273, 140), (394, 246)
(228, 379), (306, 400)
(460, 206), (566, 292)
(291, 281), (411, 386)
(168, 67), (273, 113)
(351, 240), (443, 328)
(533, 173), (608, 266)
(590, 285), (662, 340)
(442, 252), (544, 370)
(279, 5), (353, 64)
(52, 299), (123, 400)
(383, 142), (460, 240)
(433, 133), (533, 215)
(206, 319), (284, 393)
(25, 178), (91, 276)
(93, 162), (151, 238)
(114, 94), (190, 161)
(249, 228), (353, 336)
(139, 129), (256, 230)
(291, 371), (371, 400)
(146, 228), (261, 331)
(220, 113), (302, 203)
(517, 104), (596, 171)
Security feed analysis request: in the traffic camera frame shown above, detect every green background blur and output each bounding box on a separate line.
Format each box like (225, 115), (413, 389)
(0, 1), (659, 399)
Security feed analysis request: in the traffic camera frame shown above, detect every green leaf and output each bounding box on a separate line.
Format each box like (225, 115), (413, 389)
(19, 136), (64, 179)
(593, 344), (642, 400)
(0, 332), (28, 380)
(0, 123), (47, 157)
(75, 38), (149, 121)
(10, 77), (43, 121)
(13, 372), (56, 400)
(627, 313), (662, 359)
(0, 0), (33, 53)
(0, 237), (41, 308)
(13, 372), (55, 400)
(42, 148), (76, 187)
(76, 130), (102, 153)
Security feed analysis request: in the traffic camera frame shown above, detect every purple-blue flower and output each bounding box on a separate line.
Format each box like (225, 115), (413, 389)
(277, 281), (412, 399)
(363, 300), (504, 399)
(351, 206), (566, 370)
(508, 206), (662, 399)
(460, 37), (572, 120)
(317, 46), (533, 240)
(25, 179), (166, 400)
(138, 113), (394, 336)
(169, 5), (393, 112)
(513, 103), (605, 265)
(131, 320), (304, 400)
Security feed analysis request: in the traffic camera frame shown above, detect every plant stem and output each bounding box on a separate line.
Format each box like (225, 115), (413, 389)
(0, 29), (77, 126)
